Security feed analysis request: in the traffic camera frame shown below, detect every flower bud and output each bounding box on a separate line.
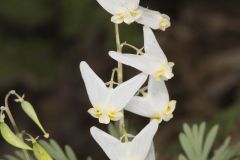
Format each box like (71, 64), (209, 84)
(21, 100), (49, 138)
(33, 142), (53, 160)
(0, 122), (32, 150)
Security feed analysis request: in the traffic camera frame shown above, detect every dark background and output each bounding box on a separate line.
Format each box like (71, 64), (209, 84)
(0, 0), (239, 159)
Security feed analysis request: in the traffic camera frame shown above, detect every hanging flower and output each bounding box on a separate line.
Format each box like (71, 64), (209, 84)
(96, 0), (170, 30)
(109, 26), (174, 81)
(80, 61), (147, 124)
(90, 120), (158, 160)
(126, 77), (176, 123)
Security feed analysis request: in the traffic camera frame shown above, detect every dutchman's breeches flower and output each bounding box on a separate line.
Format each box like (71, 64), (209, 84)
(126, 77), (176, 123)
(90, 120), (158, 160)
(80, 61), (147, 124)
(96, 0), (170, 30)
(109, 27), (175, 81)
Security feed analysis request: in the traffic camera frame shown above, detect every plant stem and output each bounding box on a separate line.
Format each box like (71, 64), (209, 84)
(121, 42), (145, 55)
(4, 90), (31, 160)
(114, 24), (128, 142)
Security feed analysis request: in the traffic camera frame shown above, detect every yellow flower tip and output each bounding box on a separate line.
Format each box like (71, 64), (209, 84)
(159, 15), (171, 31)
(164, 100), (177, 115)
(130, 10), (138, 17)
(88, 107), (122, 124)
(108, 109), (123, 121)
(168, 62), (175, 67)
(88, 107), (103, 118)
(153, 66), (165, 80)
(153, 61), (175, 80)
(151, 113), (163, 123)
(118, 15), (125, 22)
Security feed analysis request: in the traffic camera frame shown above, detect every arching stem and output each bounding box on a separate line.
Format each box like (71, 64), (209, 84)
(4, 90), (31, 160)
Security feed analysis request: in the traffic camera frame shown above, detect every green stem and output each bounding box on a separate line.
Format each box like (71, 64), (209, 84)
(114, 24), (128, 143)
(109, 68), (118, 89)
(4, 90), (31, 160)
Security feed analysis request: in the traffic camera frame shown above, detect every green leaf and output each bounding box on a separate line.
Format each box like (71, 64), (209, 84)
(202, 125), (219, 159)
(178, 154), (188, 160)
(211, 137), (231, 160)
(179, 133), (195, 160)
(65, 145), (77, 160)
(39, 139), (78, 160)
(4, 155), (20, 160)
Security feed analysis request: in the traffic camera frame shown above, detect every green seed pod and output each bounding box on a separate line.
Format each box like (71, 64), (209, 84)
(0, 122), (32, 150)
(21, 100), (49, 138)
(33, 142), (53, 160)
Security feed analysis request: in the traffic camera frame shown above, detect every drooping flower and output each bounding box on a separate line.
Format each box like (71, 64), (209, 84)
(90, 120), (158, 160)
(125, 77), (176, 123)
(96, 0), (170, 30)
(80, 61), (147, 124)
(109, 26), (174, 81)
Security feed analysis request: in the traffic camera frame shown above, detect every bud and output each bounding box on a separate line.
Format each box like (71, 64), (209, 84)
(0, 122), (32, 150)
(20, 100), (49, 138)
(26, 134), (53, 160)
(33, 142), (53, 160)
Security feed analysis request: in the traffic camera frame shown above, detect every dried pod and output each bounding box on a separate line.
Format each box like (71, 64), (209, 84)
(0, 122), (32, 150)
(21, 100), (49, 138)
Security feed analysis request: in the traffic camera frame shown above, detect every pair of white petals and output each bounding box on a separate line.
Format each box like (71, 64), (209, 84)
(80, 61), (147, 124)
(91, 120), (158, 160)
(109, 26), (174, 81)
(126, 77), (176, 123)
(96, 0), (171, 31)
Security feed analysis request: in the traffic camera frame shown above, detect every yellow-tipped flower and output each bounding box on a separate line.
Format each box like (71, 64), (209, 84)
(20, 100), (49, 138)
(109, 27), (174, 81)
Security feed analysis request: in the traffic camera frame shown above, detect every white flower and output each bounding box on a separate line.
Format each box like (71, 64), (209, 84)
(96, 0), (170, 30)
(125, 77), (176, 123)
(80, 61), (147, 124)
(145, 143), (156, 160)
(136, 7), (171, 31)
(109, 27), (174, 81)
(90, 120), (158, 160)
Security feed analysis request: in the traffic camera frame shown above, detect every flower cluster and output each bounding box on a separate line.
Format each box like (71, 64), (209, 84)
(79, 1), (176, 159)
(96, 0), (171, 30)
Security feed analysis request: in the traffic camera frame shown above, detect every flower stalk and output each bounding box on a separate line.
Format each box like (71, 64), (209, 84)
(4, 90), (31, 160)
(114, 24), (128, 142)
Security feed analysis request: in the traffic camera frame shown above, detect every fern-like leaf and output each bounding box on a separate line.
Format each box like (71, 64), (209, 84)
(38, 139), (78, 160)
(179, 122), (219, 160)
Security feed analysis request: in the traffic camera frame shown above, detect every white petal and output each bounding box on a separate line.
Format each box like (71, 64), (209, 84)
(106, 73), (147, 110)
(143, 26), (167, 61)
(145, 143), (156, 160)
(90, 127), (126, 160)
(148, 77), (169, 108)
(120, 0), (140, 10)
(96, 0), (122, 15)
(109, 51), (158, 74)
(125, 96), (157, 118)
(79, 61), (109, 107)
(130, 120), (159, 159)
(136, 7), (162, 30)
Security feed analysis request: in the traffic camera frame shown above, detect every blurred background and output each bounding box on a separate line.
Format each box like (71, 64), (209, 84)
(0, 0), (239, 159)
